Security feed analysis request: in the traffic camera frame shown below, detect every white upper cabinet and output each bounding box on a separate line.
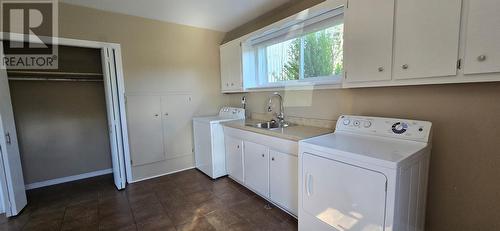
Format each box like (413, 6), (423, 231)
(393, 0), (462, 80)
(463, 0), (500, 75)
(344, 0), (394, 83)
(220, 39), (243, 93)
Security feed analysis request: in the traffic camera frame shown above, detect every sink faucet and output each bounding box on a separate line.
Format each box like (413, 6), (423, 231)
(267, 92), (285, 125)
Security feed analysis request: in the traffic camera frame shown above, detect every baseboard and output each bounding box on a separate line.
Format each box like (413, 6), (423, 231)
(25, 168), (113, 190)
(129, 166), (195, 183)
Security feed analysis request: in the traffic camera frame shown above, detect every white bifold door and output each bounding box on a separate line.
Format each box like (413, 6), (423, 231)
(101, 47), (128, 190)
(0, 45), (27, 217)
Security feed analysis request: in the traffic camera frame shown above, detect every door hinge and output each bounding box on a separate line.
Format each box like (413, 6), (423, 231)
(457, 59), (462, 70)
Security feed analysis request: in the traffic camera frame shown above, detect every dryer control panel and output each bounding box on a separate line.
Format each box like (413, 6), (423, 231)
(336, 115), (432, 143)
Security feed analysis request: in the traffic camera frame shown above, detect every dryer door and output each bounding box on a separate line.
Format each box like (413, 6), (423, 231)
(302, 152), (387, 231)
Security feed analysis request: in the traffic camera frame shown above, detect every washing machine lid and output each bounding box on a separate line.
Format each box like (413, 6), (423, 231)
(193, 107), (245, 124)
(192, 116), (242, 124)
(300, 132), (428, 168)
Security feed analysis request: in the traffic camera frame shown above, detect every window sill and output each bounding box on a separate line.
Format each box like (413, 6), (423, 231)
(244, 80), (343, 92)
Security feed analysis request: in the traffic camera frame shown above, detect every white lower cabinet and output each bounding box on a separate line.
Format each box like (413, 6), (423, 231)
(223, 126), (299, 216)
(224, 135), (244, 183)
(126, 94), (194, 167)
(126, 95), (165, 166)
(270, 150), (298, 215)
(243, 141), (269, 197)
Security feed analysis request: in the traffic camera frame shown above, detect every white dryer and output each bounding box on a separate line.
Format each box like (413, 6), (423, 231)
(193, 107), (245, 179)
(298, 115), (432, 231)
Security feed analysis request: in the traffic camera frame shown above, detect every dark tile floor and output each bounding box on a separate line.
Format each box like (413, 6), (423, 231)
(0, 169), (297, 231)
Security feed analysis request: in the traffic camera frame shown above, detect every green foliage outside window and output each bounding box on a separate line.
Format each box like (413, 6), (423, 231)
(273, 24), (344, 82)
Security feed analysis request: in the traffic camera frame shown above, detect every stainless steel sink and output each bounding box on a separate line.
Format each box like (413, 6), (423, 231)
(252, 121), (293, 130)
(255, 121), (280, 129)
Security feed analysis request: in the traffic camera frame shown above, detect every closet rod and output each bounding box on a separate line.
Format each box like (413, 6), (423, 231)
(6, 70), (104, 76)
(8, 77), (104, 82)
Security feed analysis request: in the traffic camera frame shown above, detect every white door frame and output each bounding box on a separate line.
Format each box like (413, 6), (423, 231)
(0, 33), (133, 200)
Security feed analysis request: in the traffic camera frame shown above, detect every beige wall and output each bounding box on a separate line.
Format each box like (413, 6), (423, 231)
(58, 3), (227, 180)
(224, 0), (500, 230)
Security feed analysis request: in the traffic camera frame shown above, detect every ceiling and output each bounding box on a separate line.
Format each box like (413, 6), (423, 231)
(61, 0), (290, 32)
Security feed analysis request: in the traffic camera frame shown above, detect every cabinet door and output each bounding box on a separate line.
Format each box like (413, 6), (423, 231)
(225, 136), (244, 183)
(126, 95), (165, 166)
(244, 141), (269, 197)
(344, 0), (394, 83)
(393, 0), (462, 79)
(161, 95), (194, 159)
(270, 150), (298, 215)
(463, 0), (500, 74)
(220, 39), (243, 92)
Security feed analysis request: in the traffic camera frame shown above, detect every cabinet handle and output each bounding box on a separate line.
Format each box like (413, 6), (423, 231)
(477, 55), (487, 62)
(154, 114), (159, 117)
(378, 67), (384, 72)
(271, 157), (275, 161)
(165, 113), (169, 116)
(226, 83), (229, 87)
(5, 133), (11, 144)
(236, 145), (239, 149)
(231, 83), (234, 86)
(402, 64), (409, 70)
(261, 154), (264, 157)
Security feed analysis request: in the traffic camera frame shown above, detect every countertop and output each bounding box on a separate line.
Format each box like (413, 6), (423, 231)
(222, 119), (334, 142)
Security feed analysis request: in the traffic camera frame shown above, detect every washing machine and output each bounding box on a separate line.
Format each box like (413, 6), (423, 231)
(298, 115), (432, 231)
(193, 107), (245, 179)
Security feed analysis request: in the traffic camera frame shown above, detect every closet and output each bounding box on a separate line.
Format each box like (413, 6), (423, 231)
(0, 37), (129, 217)
(6, 44), (112, 189)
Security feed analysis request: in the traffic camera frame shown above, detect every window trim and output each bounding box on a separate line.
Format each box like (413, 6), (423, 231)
(244, 75), (343, 91)
(242, 2), (346, 91)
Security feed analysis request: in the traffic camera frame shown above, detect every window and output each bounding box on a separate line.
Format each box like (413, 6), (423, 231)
(243, 7), (344, 89)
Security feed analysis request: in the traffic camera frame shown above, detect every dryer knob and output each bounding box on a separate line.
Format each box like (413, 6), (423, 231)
(392, 122), (408, 134)
(343, 119), (351, 125)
